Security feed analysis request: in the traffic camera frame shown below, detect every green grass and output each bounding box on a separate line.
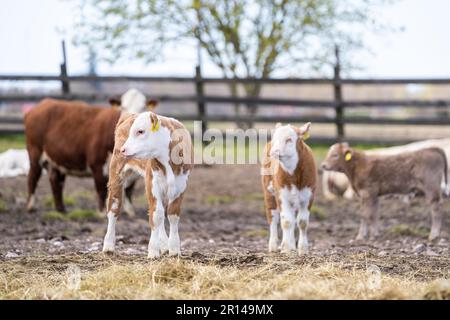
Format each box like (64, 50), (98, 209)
(42, 209), (101, 222)
(243, 228), (269, 238)
(206, 193), (264, 205)
(43, 196), (76, 209)
(0, 134), (26, 152)
(206, 194), (235, 205)
(66, 209), (101, 222)
(388, 224), (429, 238)
(311, 206), (327, 221)
(0, 199), (7, 212)
(42, 211), (67, 221)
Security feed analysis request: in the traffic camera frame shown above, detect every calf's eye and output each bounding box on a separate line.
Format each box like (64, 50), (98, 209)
(136, 129), (145, 136)
(286, 138), (292, 143)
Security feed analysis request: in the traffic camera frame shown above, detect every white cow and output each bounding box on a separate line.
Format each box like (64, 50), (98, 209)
(0, 149), (30, 177)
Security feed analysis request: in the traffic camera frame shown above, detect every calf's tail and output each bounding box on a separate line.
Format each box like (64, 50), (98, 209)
(437, 148), (450, 196)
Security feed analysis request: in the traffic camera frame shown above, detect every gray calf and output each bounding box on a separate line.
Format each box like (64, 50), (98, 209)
(321, 143), (447, 241)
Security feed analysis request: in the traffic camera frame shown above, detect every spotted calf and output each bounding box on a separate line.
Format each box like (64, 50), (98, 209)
(261, 122), (317, 255)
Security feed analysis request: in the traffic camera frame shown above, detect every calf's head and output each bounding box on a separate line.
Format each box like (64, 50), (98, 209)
(120, 112), (170, 160)
(270, 122), (311, 160)
(109, 88), (159, 113)
(321, 143), (353, 172)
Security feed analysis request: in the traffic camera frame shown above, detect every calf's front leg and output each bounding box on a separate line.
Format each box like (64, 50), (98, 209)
(297, 205), (310, 255)
(280, 207), (296, 253)
(356, 194), (377, 241)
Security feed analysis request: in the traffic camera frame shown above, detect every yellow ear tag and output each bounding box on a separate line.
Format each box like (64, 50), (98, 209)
(303, 132), (310, 141)
(151, 121), (160, 132)
(345, 152), (352, 162)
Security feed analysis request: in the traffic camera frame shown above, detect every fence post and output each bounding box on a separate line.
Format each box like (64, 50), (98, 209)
(195, 65), (207, 134)
(333, 46), (345, 141)
(60, 40), (70, 96)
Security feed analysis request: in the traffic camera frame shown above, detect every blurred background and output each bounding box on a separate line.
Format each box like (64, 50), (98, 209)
(2, 0), (450, 143)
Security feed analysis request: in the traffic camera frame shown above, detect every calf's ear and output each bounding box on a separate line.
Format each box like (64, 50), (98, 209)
(298, 122), (311, 140)
(149, 112), (160, 132)
(341, 144), (353, 162)
(275, 122), (282, 129)
(109, 98), (121, 108)
(147, 99), (159, 110)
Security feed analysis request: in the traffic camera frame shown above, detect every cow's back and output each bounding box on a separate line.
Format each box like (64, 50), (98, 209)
(25, 99), (121, 172)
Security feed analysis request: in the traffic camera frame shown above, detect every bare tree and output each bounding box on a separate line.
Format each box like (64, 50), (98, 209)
(72, 0), (393, 127)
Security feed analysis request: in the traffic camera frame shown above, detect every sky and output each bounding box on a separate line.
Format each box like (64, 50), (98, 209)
(1, 0), (450, 78)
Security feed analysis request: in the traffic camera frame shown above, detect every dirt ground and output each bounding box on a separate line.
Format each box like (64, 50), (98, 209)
(0, 164), (448, 285)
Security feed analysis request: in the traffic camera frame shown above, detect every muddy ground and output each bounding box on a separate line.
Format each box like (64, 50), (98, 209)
(0, 165), (448, 280)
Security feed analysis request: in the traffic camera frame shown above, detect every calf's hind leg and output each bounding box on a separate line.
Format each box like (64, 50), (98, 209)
(102, 176), (124, 253)
(48, 167), (66, 212)
(167, 195), (184, 256)
(123, 178), (137, 217)
(91, 166), (108, 213)
(427, 191), (442, 241)
(356, 194), (377, 241)
(26, 148), (43, 212)
(102, 156), (124, 253)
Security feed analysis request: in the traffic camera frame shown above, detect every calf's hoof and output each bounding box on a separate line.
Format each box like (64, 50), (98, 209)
(298, 245), (309, 256)
(428, 233), (440, 243)
(160, 239), (169, 255)
(102, 243), (115, 254)
(268, 241), (279, 253)
(280, 242), (296, 254)
(147, 248), (161, 259)
(168, 249), (181, 257)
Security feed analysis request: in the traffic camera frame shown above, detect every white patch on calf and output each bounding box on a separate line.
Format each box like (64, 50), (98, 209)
(270, 125), (299, 175)
(168, 215), (180, 256)
(122, 163), (146, 177)
(26, 194), (36, 211)
(268, 209), (280, 252)
(267, 181), (275, 195)
(103, 152), (112, 176)
(279, 186), (312, 254)
(121, 88), (147, 113)
(0, 149), (29, 177)
(169, 170), (190, 204)
(148, 169), (167, 258)
(102, 211), (117, 253)
(121, 112), (171, 160)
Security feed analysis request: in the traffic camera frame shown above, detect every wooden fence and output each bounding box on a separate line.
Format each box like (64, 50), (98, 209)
(1, 48), (450, 144)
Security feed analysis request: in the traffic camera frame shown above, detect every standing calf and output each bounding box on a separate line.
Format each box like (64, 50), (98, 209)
(261, 123), (317, 255)
(322, 137), (450, 200)
(321, 143), (447, 241)
(103, 112), (193, 258)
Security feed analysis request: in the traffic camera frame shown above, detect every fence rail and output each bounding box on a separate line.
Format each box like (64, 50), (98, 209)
(1, 46), (450, 142)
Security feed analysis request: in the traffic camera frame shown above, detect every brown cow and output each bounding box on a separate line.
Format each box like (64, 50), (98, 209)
(24, 94), (156, 213)
(321, 143), (447, 241)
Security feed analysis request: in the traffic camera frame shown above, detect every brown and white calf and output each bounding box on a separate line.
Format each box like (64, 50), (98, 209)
(261, 123), (317, 255)
(322, 138), (450, 200)
(321, 143), (447, 241)
(102, 112), (193, 258)
(24, 90), (155, 214)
